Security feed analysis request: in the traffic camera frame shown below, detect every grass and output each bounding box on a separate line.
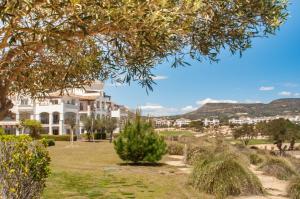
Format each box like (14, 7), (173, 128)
(43, 141), (210, 199)
(288, 177), (300, 199)
(190, 151), (263, 199)
(259, 157), (297, 180)
(158, 130), (194, 137)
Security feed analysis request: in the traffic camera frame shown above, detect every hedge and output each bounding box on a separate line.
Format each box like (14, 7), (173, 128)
(40, 134), (77, 141)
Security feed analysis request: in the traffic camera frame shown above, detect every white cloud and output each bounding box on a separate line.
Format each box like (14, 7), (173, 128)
(196, 98), (238, 106)
(259, 86), (274, 91)
(278, 91), (292, 96)
(294, 93), (300, 97)
(283, 83), (298, 88)
(181, 105), (197, 112)
(139, 103), (164, 110)
(152, 75), (168, 80)
(244, 100), (262, 103)
(139, 103), (178, 116)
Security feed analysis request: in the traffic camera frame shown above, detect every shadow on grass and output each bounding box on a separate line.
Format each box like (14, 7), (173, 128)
(118, 162), (166, 167)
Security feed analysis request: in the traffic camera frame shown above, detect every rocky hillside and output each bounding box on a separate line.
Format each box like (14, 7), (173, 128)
(174, 98), (300, 120)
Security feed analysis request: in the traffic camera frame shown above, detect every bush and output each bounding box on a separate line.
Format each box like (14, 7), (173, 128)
(94, 132), (106, 140)
(259, 157), (297, 180)
(288, 177), (300, 199)
(0, 127), (4, 135)
(249, 153), (264, 165)
(114, 115), (167, 163)
(190, 152), (263, 199)
(0, 135), (50, 199)
(40, 134), (77, 141)
(42, 139), (55, 147)
(167, 142), (184, 155)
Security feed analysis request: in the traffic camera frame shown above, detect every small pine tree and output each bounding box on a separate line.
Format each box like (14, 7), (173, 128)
(114, 114), (166, 163)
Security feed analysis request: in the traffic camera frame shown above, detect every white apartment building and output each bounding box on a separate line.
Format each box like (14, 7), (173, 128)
(204, 118), (220, 126)
(0, 81), (123, 135)
(173, 118), (191, 127)
(229, 115), (300, 125)
(154, 118), (173, 128)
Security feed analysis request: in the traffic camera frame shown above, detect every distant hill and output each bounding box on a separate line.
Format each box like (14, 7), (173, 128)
(170, 98), (300, 120)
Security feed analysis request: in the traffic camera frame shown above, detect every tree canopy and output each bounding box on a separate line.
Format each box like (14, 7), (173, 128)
(0, 0), (288, 119)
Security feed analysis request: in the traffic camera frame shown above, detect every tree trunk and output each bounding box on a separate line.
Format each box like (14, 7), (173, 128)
(71, 129), (74, 145)
(110, 131), (113, 143)
(0, 81), (13, 121)
(276, 141), (283, 156)
(289, 138), (295, 151)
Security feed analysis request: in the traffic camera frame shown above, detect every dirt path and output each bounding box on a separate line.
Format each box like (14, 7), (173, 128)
(236, 165), (289, 199)
(165, 155), (192, 174)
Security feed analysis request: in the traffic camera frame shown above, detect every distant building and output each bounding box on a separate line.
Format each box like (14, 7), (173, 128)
(173, 118), (191, 127)
(0, 81), (125, 135)
(154, 118), (173, 128)
(229, 115), (300, 125)
(204, 118), (220, 126)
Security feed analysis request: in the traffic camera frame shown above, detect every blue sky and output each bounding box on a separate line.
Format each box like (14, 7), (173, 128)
(105, 1), (300, 116)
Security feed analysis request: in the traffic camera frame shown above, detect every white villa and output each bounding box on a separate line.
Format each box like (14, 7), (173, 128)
(204, 118), (220, 126)
(153, 118), (173, 128)
(173, 118), (191, 127)
(0, 81), (124, 135)
(229, 115), (300, 125)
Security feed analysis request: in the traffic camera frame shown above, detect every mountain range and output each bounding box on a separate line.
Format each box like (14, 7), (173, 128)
(170, 98), (300, 120)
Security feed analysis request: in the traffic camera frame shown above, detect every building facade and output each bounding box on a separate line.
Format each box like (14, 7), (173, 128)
(0, 81), (124, 135)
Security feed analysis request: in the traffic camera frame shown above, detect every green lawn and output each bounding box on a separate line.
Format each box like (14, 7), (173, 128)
(43, 141), (210, 199)
(157, 130), (194, 137)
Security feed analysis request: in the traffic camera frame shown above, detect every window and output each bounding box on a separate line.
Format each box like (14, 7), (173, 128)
(97, 101), (100, 108)
(80, 103), (83, 111)
(51, 100), (59, 104)
(71, 99), (76, 105)
(20, 98), (28, 105)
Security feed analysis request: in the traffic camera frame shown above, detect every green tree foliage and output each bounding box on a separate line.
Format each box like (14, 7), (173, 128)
(105, 117), (117, 143)
(262, 119), (300, 155)
(189, 120), (204, 132)
(0, 135), (50, 199)
(21, 119), (43, 139)
(255, 121), (269, 136)
(114, 115), (167, 163)
(0, 0), (288, 120)
(232, 124), (257, 145)
(83, 116), (96, 141)
(0, 127), (4, 135)
(65, 115), (77, 144)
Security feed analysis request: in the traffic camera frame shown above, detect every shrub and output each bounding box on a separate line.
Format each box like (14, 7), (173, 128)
(190, 153), (263, 199)
(114, 115), (167, 163)
(249, 153), (264, 165)
(42, 139), (55, 147)
(0, 127), (4, 135)
(0, 135), (50, 199)
(40, 134), (77, 141)
(94, 132), (106, 140)
(259, 157), (297, 180)
(167, 142), (184, 155)
(288, 177), (300, 199)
